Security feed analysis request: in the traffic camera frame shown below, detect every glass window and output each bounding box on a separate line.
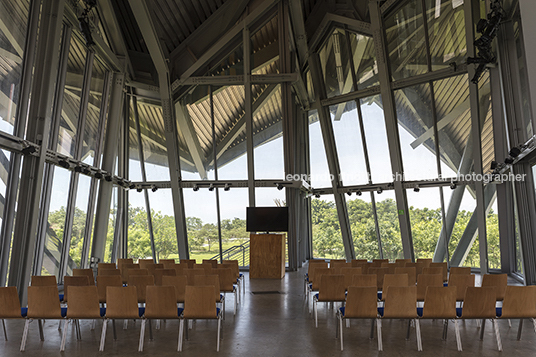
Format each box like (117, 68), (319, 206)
(127, 188), (150, 261)
(255, 188), (285, 207)
(319, 28), (353, 99)
(351, 33), (378, 89)
(311, 196), (344, 259)
(487, 194), (500, 269)
(137, 103), (170, 181)
(375, 190), (402, 261)
(148, 189), (178, 261)
(219, 188), (249, 266)
(385, 0), (427, 80)
(348, 193), (379, 260)
(447, 188), (478, 267)
(396, 83), (438, 181)
(104, 187), (118, 262)
(41, 167), (71, 278)
(329, 103), (368, 186)
(407, 187), (443, 259)
(183, 188), (217, 263)
(308, 110), (332, 188)
(513, 9), (533, 139)
(0, 0), (30, 135)
(66, 174), (91, 273)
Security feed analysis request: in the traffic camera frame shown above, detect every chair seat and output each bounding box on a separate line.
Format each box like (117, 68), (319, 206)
(138, 307), (145, 318)
(377, 307), (384, 317)
(59, 294), (64, 301)
(21, 307), (28, 318)
(495, 307), (502, 317)
(377, 292), (382, 300)
(417, 307), (423, 317)
(61, 307), (67, 317)
(456, 307), (462, 317)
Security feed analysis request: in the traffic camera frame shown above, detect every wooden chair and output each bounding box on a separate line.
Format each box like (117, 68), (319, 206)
(497, 286), (536, 346)
(381, 273), (409, 301)
(416, 258), (432, 268)
(203, 259), (218, 268)
(100, 286), (141, 351)
(31, 275), (57, 286)
(117, 258), (133, 271)
(194, 263), (214, 275)
(96, 275), (122, 304)
(457, 287), (500, 351)
(306, 262), (328, 297)
(416, 274), (443, 302)
(395, 267), (417, 285)
(481, 274), (508, 301)
(420, 286), (461, 351)
(448, 274), (475, 302)
(351, 274), (377, 288)
(154, 268), (176, 286)
(351, 259), (368, 266)
(371, 259), (389, 267)
(179, 259), (196, 269)
(0, 287), (24, 341)
(21, 286), (66, 351)
(422, 267), (443, 276)
(162, 275), (188, 305)
(330, 261), (349, 271)
(329, 259), (346, 267)
(380, 262), (396, 274)
(97, 269), (121, 277)
(450, 266), (471, 275)
(60, 286), (103, 351)
(395, 259), (411, 266)
(429, 262), (448, 282)
(138, 259), (154, 269)
(120, 263), (140, 284)
(309, 267), (332, 297)
(340, 267), (362, 291)
(216, 267), (238, 315)
(194, 274), (223, 308)
(73, 269), (95, 285)
(179, 285), (222, 352)
(380, 286), (421, 351)
(313, 274), (346, 327)
(63, 276), (90, 303)
(159, 259), (177, 269)
(146, 263), (164, 277)
(368, 267), (389, 290)
(405, 262), (425, 277)
(185, 268), (205, 286)
(128, 275), (155, 304)
(139, 285), (183, 351)
(98, 263), (117, 275)
(222, 259), (243, 295)
(337, 286), (380, 351)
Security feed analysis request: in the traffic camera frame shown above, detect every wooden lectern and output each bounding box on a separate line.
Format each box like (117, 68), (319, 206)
(249, 233), (285, 279)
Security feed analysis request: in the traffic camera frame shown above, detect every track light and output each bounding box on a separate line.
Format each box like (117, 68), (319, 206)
(450, 182), (457, 190)
(193, 184), (199, 192)
(224, 183), (230, 191)
(136, 186), (143, 193)
(129, 183), (136, 189)
(377, 188), (383, 194)
(509, 147), (521, 158)
(413, 185), (420, 193)
(276, 183), (284, 190)
(490, 161), (498, 170)
(505, 157), (514, 165)
(94, 171), (103, 179)
(314, 194), (321, 198)
(21, 146), (36, 155)
(151, 185), (157, 192)
(81, 167), (91, 175)
(74, 165), (83, 173)
(209, 183), (215, 191)
(346, 191), (352, 196)
(58, 159), (70, 169)
(356, 190), (362, 196)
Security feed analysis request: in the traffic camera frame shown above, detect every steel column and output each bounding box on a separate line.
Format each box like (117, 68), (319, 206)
(8, 0), (66, 303)
(369, 1), (414, 260)
(244, 24), (256, 208)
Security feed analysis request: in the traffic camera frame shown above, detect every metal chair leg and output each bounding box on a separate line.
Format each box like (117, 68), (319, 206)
(149, 319), (153, 340)
(112, 319), (117, 340)
(177, 319), (183, 351)
(518, 318), (524, 340)
(99, 319), (107, 352)
(314, 299), (318, 328)
(339, 315), (344, 351)
(20, 319), (30, 352)
(217, 316), (221, 352)
(2, 319), (7, 341)
(376, 318), (383, 351)
(493, 319), (502, 351)
(406, 319), (411, 340)
(138, 319), (146, 352)
(480, 319), (486, 340)
(60, 319), (69, 351)
(415, 319), (422, 351)
(75, 319), (81, 340)
(38, 319), (44, 341)
(442, 318), (449, 340)
(454, 319), (462, 351)
(370, 318), (375, 339)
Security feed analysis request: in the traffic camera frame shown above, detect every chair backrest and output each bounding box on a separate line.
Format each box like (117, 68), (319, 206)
(352, 262), (371, 274)
(162, 275), (188, 303)
(450, 266), (471, 275)
(395, 259), (411, 265)
(194, 274), (221, 302)
(308, 262), (328, 283)
(318, 274), (346, 302)
(98, 269), (121, 277)
(222, 260), (240, 278)
(128, 275), (155, 303)
(382, 274), (409, 301)
(416, 258), (432, 267)
(194, 263), (214, 275)
(146, 263), (164, 277)
(31, 275), (57, 286)
(216, 268), (235, 292)
(98, 263), (117, 275)
(330, 260), (348, 270)
(416, 274), (444, 301)
(340, 267), (362, 290)
(429, 262), (448, 282)
(344, 286), (378, 319)
(481, 273), (508, 301)
(138, 259), (154, 269)
(27, 286), (63, 319)
(350, 274), (377, 288)
(105, 286), (140, 319)
(154, 268), (177, 285)
(63, 275), (90, 302)
(96, 275), (122, 303)
(120, 263), (140, 284)
(186, 268), (206, 286)
(394, 267), (417, 285)
(368, 267), (389, 289)
(371, 259), (389, 267)
(422, 286), (456, 319)
(351, 259), (368, 267)
(311, 267), (332, 291)
(500, 286), (536, 319)
(144, 285), (178, 319)
(380, 263), (396, 274)
(383, 286), (417, 319)
(204, 259), (218, 268)
(117, 258), (133, 271)
(73, 269), (95, 285)
(422, 267), (443, 276)
(183, 285), (217, 319)
(159, 259), (177, 269)
(66, 286), (102, 319)
(448, 273), (475, 301)
(0, 287), (22, 318)
(404, 262), (425, 276)
(460, 287), (497, 319)
(180, 259), (196, 269)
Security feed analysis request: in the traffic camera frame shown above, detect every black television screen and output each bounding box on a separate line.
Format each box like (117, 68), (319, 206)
(246, 207), (289, 232)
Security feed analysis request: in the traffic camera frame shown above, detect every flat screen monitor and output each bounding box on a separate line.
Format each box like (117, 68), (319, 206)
(246, 207), (289, 232)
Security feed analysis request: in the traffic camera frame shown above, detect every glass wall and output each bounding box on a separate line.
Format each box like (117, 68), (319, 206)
(374, 190), (402, 261)
(219, 188), (249, 266)
(311, 196), (344, 259)
(348, 193), (379, 260)
(183, 188), (217, 263)
(148, 189), (178, 261)
(66, 174), (91, 273)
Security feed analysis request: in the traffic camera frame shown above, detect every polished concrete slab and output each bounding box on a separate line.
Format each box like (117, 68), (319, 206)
(1, 266), (535, 356)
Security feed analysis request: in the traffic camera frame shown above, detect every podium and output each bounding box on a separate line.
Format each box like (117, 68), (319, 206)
(249, 233), (285, 279)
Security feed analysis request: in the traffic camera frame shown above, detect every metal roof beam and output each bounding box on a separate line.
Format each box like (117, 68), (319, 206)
(175, 102), (207, 179)
(309, 13), (372, 53)
(0, 2), (24, 57)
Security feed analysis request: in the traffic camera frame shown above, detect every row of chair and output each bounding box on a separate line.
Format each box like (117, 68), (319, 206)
(337, 285), (536, 352)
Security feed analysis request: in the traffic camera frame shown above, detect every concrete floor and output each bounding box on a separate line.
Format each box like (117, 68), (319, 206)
(1, 266), (535, 356)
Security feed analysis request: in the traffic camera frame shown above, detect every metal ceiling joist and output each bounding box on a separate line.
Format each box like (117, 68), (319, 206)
(309, 13), (372, 54)
(180, 73), (298, 86)
(171, 0), (280, 91)
(175, 102), (207, 179)
(0, 2), (24, 56)
(0, 47), (21, 64)
(289, 0), (309, 69)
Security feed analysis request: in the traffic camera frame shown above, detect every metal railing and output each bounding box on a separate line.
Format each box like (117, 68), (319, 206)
(209, 241), (250, 268)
